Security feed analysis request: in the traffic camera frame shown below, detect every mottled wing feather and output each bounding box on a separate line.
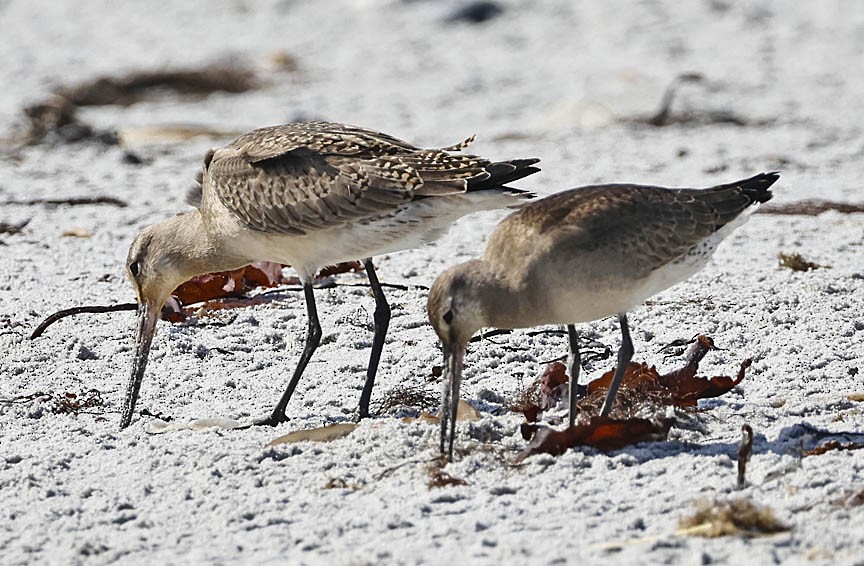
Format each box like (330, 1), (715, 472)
(231, 121), (418, 163)
(496, 173), (776, 279)
(208, 122), (539, 235)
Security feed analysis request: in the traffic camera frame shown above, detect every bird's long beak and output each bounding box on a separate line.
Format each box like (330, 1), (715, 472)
(439, 344), (465, 461)
(120, 299), (159, 429)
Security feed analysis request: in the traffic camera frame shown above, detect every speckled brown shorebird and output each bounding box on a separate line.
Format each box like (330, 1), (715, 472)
(122, 121), (539, 429)
(428, 172), (778, 459)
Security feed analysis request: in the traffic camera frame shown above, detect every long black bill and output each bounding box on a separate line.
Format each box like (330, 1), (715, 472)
(120, 301), (159, 429)
(439, 345), (465, 461)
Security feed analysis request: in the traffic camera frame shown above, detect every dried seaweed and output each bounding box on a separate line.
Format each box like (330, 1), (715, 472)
(30, 261), (368, 337)
(428, 470), (469, 488)
(57, 63), (257, 107)
(678, 498), (790, 537)
(324, 477), (364, 490)
(166, 260), (364, 321)
(516, 336), (750, 423)
(170, 262), (289, 306)
(759, 200), (864, 216)
(786, 422), (864, 456)
(1, 389), (105, 415)
(515, 416), (674, 462)
(14, 61), (259, 146)
(3, 196), (127, 207)
(426, 455), (469, 488)
(511, 336), (751, 460)
(803, 440), (864, 456)
(778, 252), (827, 272)
(375, 384), (439, 415)
(0, 218), (30, 234)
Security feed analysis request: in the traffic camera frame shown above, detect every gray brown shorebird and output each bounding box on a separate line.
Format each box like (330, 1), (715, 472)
(122, 121), (539, 429)
(427, 172), (779, 459)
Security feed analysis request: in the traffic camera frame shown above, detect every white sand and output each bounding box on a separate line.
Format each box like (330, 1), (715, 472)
(2, 1), (863, 563)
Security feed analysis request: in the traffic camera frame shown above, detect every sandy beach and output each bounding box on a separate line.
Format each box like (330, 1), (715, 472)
(2, 1), (863, 563)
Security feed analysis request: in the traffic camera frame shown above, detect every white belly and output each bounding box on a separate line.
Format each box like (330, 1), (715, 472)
(223, 192), (518, 280)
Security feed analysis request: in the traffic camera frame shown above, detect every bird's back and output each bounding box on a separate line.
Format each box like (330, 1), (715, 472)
(200, 121), (539, 236)
(485, 172), (778, 289)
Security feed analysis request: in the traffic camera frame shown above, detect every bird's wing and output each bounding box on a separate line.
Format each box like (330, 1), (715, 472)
(492, 176), (774, 279)
(207, 122), (535, 235)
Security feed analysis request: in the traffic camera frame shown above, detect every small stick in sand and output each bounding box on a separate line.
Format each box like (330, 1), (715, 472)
(738, 424), (754, 489)
(30, 304), (137, 339)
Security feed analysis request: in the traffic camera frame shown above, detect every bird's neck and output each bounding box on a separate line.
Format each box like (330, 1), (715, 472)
(162, 211), (249, 279)
(465, 261), (536, 331)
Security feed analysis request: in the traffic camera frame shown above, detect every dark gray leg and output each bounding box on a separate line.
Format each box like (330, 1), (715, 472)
(358, 258), (390, 419)
(258, 283), (322, 426)
(599, 313), (633, 418)
(567, 324), (581, 428)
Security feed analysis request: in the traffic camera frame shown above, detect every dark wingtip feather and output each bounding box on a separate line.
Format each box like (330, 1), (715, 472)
(734, 171), (779, 204)
(468, 159), (541, 192)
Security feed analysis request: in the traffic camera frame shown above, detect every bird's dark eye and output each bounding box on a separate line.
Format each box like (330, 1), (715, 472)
(443, 310), (454, 324)
(129, 261), (141, 276)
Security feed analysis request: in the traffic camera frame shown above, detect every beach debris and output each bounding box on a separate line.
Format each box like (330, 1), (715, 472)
(678, 498), (790, 537)
(645, 73), (705, 126)
(30, 304), (138, 339)
(445, 1), (503, 24)
(57, 62), (257, 107)
(635, 73), (757, 128)
(61, 227), (93, 238)
(833, 488), (864, 508)
(376, 383), (439, 415)
(804, 440), (864, 456)
(29, 261), (365, 335)
(267, 423), (357, 446)
(324, 477), (364, 490)
(170, 262), (290, 306)
(428, 470), (469, 488)
(402, 400), (481, 425)
(759, 199), (864, 216)
(118, 124), (245, 146)
(779, 422), (864, 456)
(778, 252), (827, 272)
(0, 218), (30, 235)
(737, 424), (754, 489)
(15, 60), (259, 146)
(2, 196), (127, 207)
(0, 389), (104, 416)
(426, 455), (469, 488)
(147, 418), (248, 434)
(511, 335), (751, 460)
(515, 416), (674, 462)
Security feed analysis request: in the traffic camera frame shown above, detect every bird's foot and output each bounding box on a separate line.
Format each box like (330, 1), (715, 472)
(356, 409), (376, 422)
(254, 412), (289, 427)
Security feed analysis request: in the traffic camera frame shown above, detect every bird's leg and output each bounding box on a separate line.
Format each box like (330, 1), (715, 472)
(566, 324), (583, 428)
(257, 283), (322, 426)
(599, 313), (633, 418)
(358, 258), (391, 420)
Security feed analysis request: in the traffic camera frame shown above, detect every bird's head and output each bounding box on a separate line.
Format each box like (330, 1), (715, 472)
(427, 260), (494, 459)
(120, 213), (209, 429)
(427, 261), (490, 353)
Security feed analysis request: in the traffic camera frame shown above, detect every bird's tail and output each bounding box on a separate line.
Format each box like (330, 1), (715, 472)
(467, 158), (541, 192)
(711, 171), (779, 206)
(690, 172), (779, 231)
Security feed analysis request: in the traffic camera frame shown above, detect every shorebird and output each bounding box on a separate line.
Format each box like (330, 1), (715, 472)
(428, 172), (779, 459)
(122, 121), (539, 429)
